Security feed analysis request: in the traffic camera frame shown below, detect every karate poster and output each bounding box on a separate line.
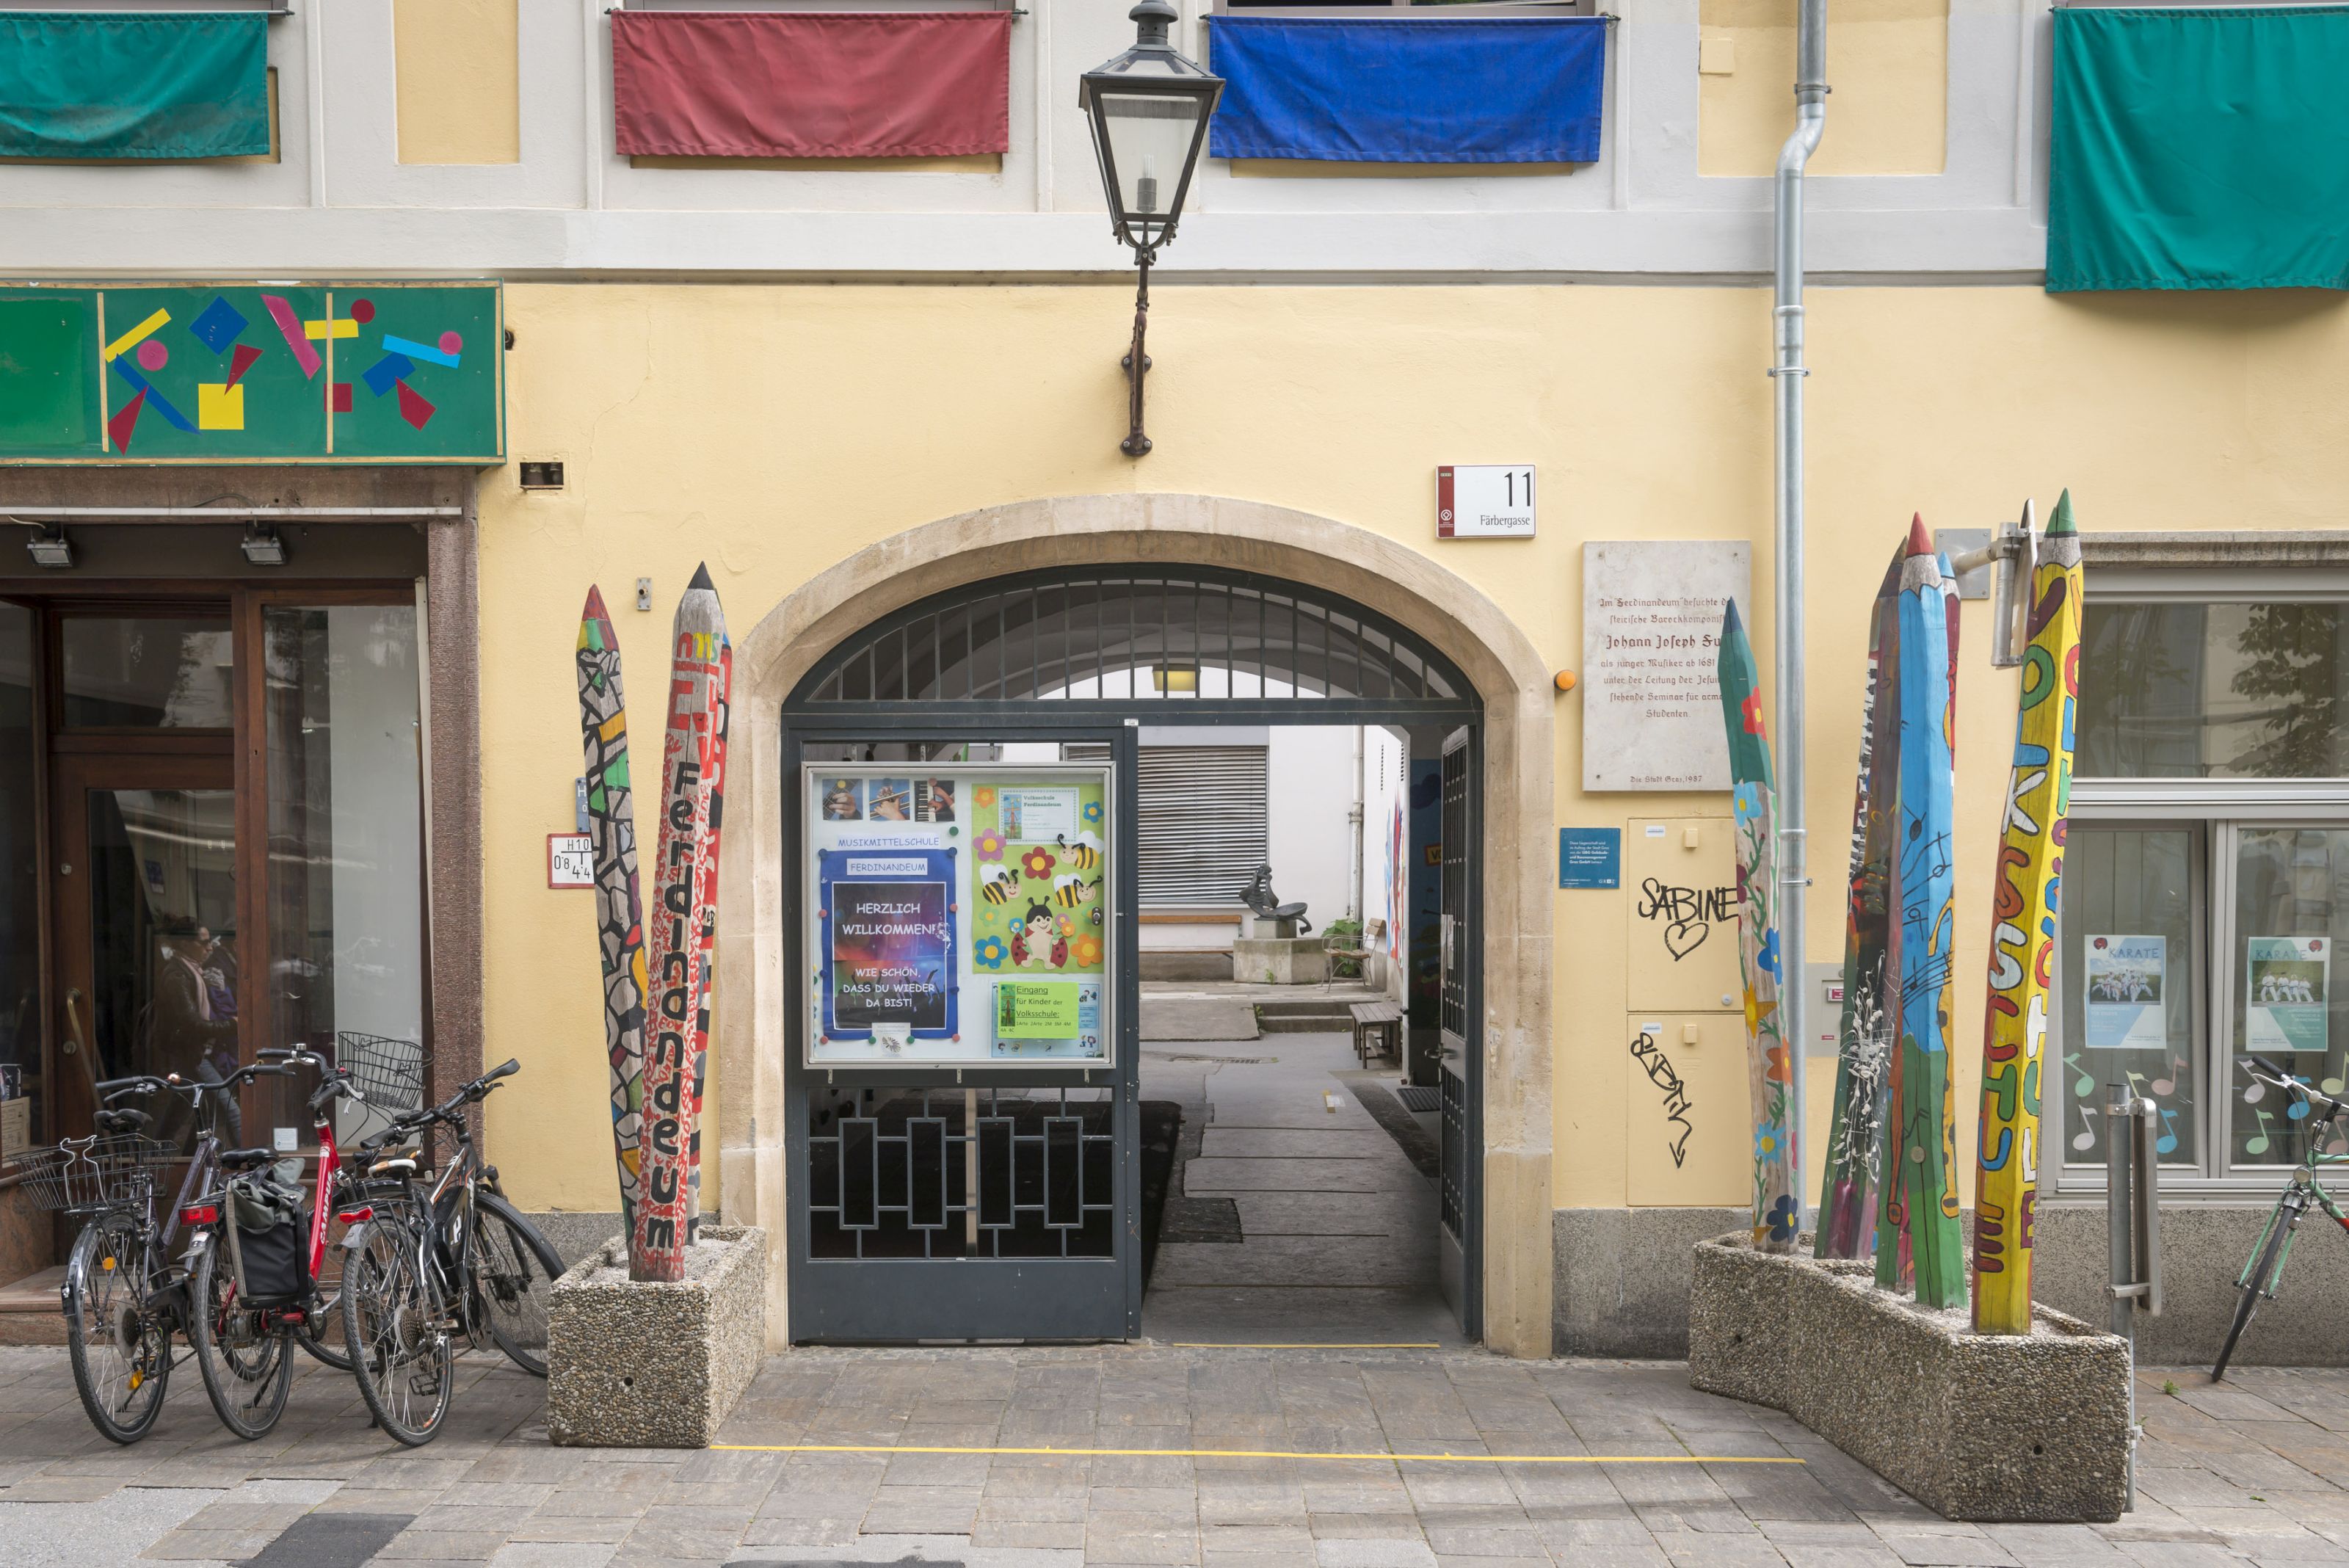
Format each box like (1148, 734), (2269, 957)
(2083, 934), (2167, 1050)
(2248, 936), (2329, 1055)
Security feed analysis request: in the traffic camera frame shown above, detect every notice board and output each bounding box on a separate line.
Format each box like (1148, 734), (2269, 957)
(805, 764), (1111, 1067)
(0, 280), (503, 464)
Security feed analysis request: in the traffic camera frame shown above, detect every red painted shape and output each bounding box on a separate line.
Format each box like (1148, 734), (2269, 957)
(395, 380), (435, 429)
(225, 343), (264, 389)
(328, 382), (353, 413)
(106, 389), (147, 451)
(351, 297), (376, 324)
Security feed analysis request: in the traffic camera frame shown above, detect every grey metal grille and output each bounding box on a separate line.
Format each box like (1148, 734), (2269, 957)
(806, 1084), (1116, 1260)
(799, 570), (1467, 705)
(1440, 1063), (1467, 1242)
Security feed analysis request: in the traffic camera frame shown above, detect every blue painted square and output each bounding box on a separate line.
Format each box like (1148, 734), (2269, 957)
(361, 352), (414, 399)
(1558, 827), (1621, 890)
(188, 295), (247, 354)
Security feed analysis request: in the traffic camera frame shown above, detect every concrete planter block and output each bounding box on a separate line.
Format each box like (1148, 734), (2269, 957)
(1687, 1233), (2130, 1522)
(1232, 934), (1326, 984)
(547, 1224), (766, 1448)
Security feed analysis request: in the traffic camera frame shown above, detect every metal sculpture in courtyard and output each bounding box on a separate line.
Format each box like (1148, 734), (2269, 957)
(1717, 599), (1798, 1251)
(574, 567), (733, 1283)
(1972, 494), (2083, 1333)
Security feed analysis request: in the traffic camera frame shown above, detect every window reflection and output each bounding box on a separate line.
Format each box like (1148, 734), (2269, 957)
(61, 614), (235, 728)
(2077, 603), (2349, 779)
(0, 605), (35, 1133)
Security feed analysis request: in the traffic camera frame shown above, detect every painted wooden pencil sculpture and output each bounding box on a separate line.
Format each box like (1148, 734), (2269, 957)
(1876, 519), (1967, 1307)
(1815, 545), (1903, 1261)
(1718, 600), (1798, 1250)
(632, 565), (733, 1283)
(681, 607), (733, 1242)
(1973, 494), (2083, 1334)
(575, 587), (648, 1240)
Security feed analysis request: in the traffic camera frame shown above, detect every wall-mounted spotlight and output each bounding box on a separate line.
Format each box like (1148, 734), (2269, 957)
(24, 524), (72, 569)
(240, 523), (287, 567)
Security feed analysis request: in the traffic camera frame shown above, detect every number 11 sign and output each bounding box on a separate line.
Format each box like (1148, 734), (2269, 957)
(1437, 465), (1536, 539)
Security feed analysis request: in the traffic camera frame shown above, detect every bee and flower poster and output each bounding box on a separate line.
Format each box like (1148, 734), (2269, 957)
(805, 766), (1109, 1065)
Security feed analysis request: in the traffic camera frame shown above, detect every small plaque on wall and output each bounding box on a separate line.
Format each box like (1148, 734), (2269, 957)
(548, 833), (593, 888)
(1582, 541), (1752, 792)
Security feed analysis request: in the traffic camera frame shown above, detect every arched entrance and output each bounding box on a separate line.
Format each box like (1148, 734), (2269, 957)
(716, 495), (1555, 1357)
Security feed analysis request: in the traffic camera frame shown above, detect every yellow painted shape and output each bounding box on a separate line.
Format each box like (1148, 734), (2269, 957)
(305, 319), (359, 340)
(712, 1442), (1804, 1465)
(1626, 819), (1741, 1015)
(101, 308), (170, 362)
(1699, 0), (1947, 177)
(1972, 524), (2083, 1335)
(197, 383), (245, 431)
(394, 0), (520, 167)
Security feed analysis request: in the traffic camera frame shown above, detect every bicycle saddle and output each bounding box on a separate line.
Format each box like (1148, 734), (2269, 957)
(218, 1147), (281, 1169)
(93, 1108), (151, 1135)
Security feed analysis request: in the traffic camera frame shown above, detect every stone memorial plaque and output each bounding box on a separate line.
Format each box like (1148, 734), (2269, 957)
(1583, 541), (1752, 792)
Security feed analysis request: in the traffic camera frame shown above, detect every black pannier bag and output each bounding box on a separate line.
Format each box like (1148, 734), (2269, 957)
(227, 1166), (309, 1304)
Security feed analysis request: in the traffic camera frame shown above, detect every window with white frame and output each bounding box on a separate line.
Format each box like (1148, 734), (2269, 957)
(2058, 570), (2349, 1188)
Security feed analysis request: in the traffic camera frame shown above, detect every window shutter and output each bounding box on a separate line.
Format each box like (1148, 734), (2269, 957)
(1060, 743), (1269, 907)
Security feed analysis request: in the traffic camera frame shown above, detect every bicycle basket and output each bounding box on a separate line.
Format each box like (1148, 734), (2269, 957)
(12, 1134), (175, 1214)
(337, 1032), (431, 1111)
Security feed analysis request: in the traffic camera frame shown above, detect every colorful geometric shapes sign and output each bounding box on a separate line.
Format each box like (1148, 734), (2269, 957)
(0, 283), (501, 463)
(197, 383), (244, 431)
(189, 296), (247, 354)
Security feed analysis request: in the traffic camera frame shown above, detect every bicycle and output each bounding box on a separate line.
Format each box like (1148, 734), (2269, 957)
(2212, 1053), (2349, 1380)
(338, 1056), (563, 1446)
(27, 1060), (293, 1443)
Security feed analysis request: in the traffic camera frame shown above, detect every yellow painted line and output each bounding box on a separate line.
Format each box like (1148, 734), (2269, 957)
(102, 308), (170, 361)
(713, 1442), (1801, 1466)
(1166, 1342), (1441, 1350)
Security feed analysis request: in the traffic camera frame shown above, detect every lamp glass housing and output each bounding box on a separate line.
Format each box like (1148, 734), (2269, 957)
(1080, 7), (1223, 257)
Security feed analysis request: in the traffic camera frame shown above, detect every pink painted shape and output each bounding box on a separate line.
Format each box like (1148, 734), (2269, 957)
(438, 330), (462, 355)
(135, 338), (167, 371)
(225, 343), (263, 389)
(262, 294), (323, 379)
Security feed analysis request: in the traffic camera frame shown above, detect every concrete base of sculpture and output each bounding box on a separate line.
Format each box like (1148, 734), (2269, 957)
(1233, 935), (1326, 984)
(1244, 915), (1302, 940)
(548, 1224), (766, 1448)
(1687, 1234), (2130, 1522)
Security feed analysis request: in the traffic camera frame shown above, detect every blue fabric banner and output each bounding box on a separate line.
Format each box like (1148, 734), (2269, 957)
(1205, 17), (1605, 164)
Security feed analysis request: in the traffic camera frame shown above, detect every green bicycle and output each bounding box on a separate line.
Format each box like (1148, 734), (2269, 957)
(2212, 1054), (2349, 1380)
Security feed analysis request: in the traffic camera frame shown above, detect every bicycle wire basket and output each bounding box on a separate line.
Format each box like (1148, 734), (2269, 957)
(336, 1032), (431, 1113)
(12, 1134), (176, 1215)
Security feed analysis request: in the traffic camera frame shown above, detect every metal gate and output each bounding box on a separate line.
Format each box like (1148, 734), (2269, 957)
(780, 567), (1481, 1343)
(1437, 726), (1480, 1331)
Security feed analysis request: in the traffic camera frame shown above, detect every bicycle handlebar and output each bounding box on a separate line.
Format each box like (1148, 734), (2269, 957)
(2244, 1055), (2349, 1126)
(372, 1059), (523, 1141)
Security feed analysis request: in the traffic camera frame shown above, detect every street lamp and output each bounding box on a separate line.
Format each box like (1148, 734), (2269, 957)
(1080, 0), (1223, 457)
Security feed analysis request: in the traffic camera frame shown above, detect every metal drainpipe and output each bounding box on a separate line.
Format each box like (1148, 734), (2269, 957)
(1773, 0), (1826, 1227)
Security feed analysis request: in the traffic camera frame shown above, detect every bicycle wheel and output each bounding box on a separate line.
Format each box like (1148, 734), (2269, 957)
(2215, 1199), (2298, 1381)
(342, 1208), (452, 1446)
(467, 1192), (564, 1378)
(186, 1238), (293, 1440)
(63, 1211), (172, 1445)
(293, 1196), (359, 1372)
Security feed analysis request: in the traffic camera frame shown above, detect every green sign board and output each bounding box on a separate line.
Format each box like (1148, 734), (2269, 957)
(992, 980), (1083, 1040)
(0, 281), (502, 464)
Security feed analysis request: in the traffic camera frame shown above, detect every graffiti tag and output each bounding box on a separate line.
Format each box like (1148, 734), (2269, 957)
(1630, 1030), (1696, 1169)
(1636, 878), (1738, 961)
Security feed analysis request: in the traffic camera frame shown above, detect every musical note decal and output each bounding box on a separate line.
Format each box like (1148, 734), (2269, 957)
(2156, 1108), (2180, 1157)
(2152, 1054), (2185, 1097)
(2247, 1107), (2276, 1157)
(2067, 1051), (2094, 1098)
(2125, 1069), (2147, 1099)
(2072, 1102), (2100, 1153)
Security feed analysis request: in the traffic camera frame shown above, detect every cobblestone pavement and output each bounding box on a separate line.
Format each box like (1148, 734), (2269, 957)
(0, 1344), (2345, 1566)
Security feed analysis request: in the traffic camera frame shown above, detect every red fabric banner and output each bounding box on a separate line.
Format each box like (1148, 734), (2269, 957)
(611, 11), (1012, 159)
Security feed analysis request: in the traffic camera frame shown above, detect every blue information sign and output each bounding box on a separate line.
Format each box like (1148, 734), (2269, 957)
(1558, 827), (1622, 890)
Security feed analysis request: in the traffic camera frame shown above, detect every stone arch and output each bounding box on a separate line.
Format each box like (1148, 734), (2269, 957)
(715, 493), (1555, 1357)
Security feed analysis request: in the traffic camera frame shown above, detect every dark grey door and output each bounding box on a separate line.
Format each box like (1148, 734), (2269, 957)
(782, 726), (1141, 1343)
(1436, 726), (1478, 1332)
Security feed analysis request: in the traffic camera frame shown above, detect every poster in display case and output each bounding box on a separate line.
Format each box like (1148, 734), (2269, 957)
(804, 763), (1112, 1067)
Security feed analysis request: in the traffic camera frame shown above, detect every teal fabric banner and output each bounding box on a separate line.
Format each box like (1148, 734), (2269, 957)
(0, 12), (270, 159)
(2049, 7), (2349, 292)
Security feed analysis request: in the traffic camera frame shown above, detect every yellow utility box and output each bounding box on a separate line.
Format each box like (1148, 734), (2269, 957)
(1625, 818), (1741, 1015)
